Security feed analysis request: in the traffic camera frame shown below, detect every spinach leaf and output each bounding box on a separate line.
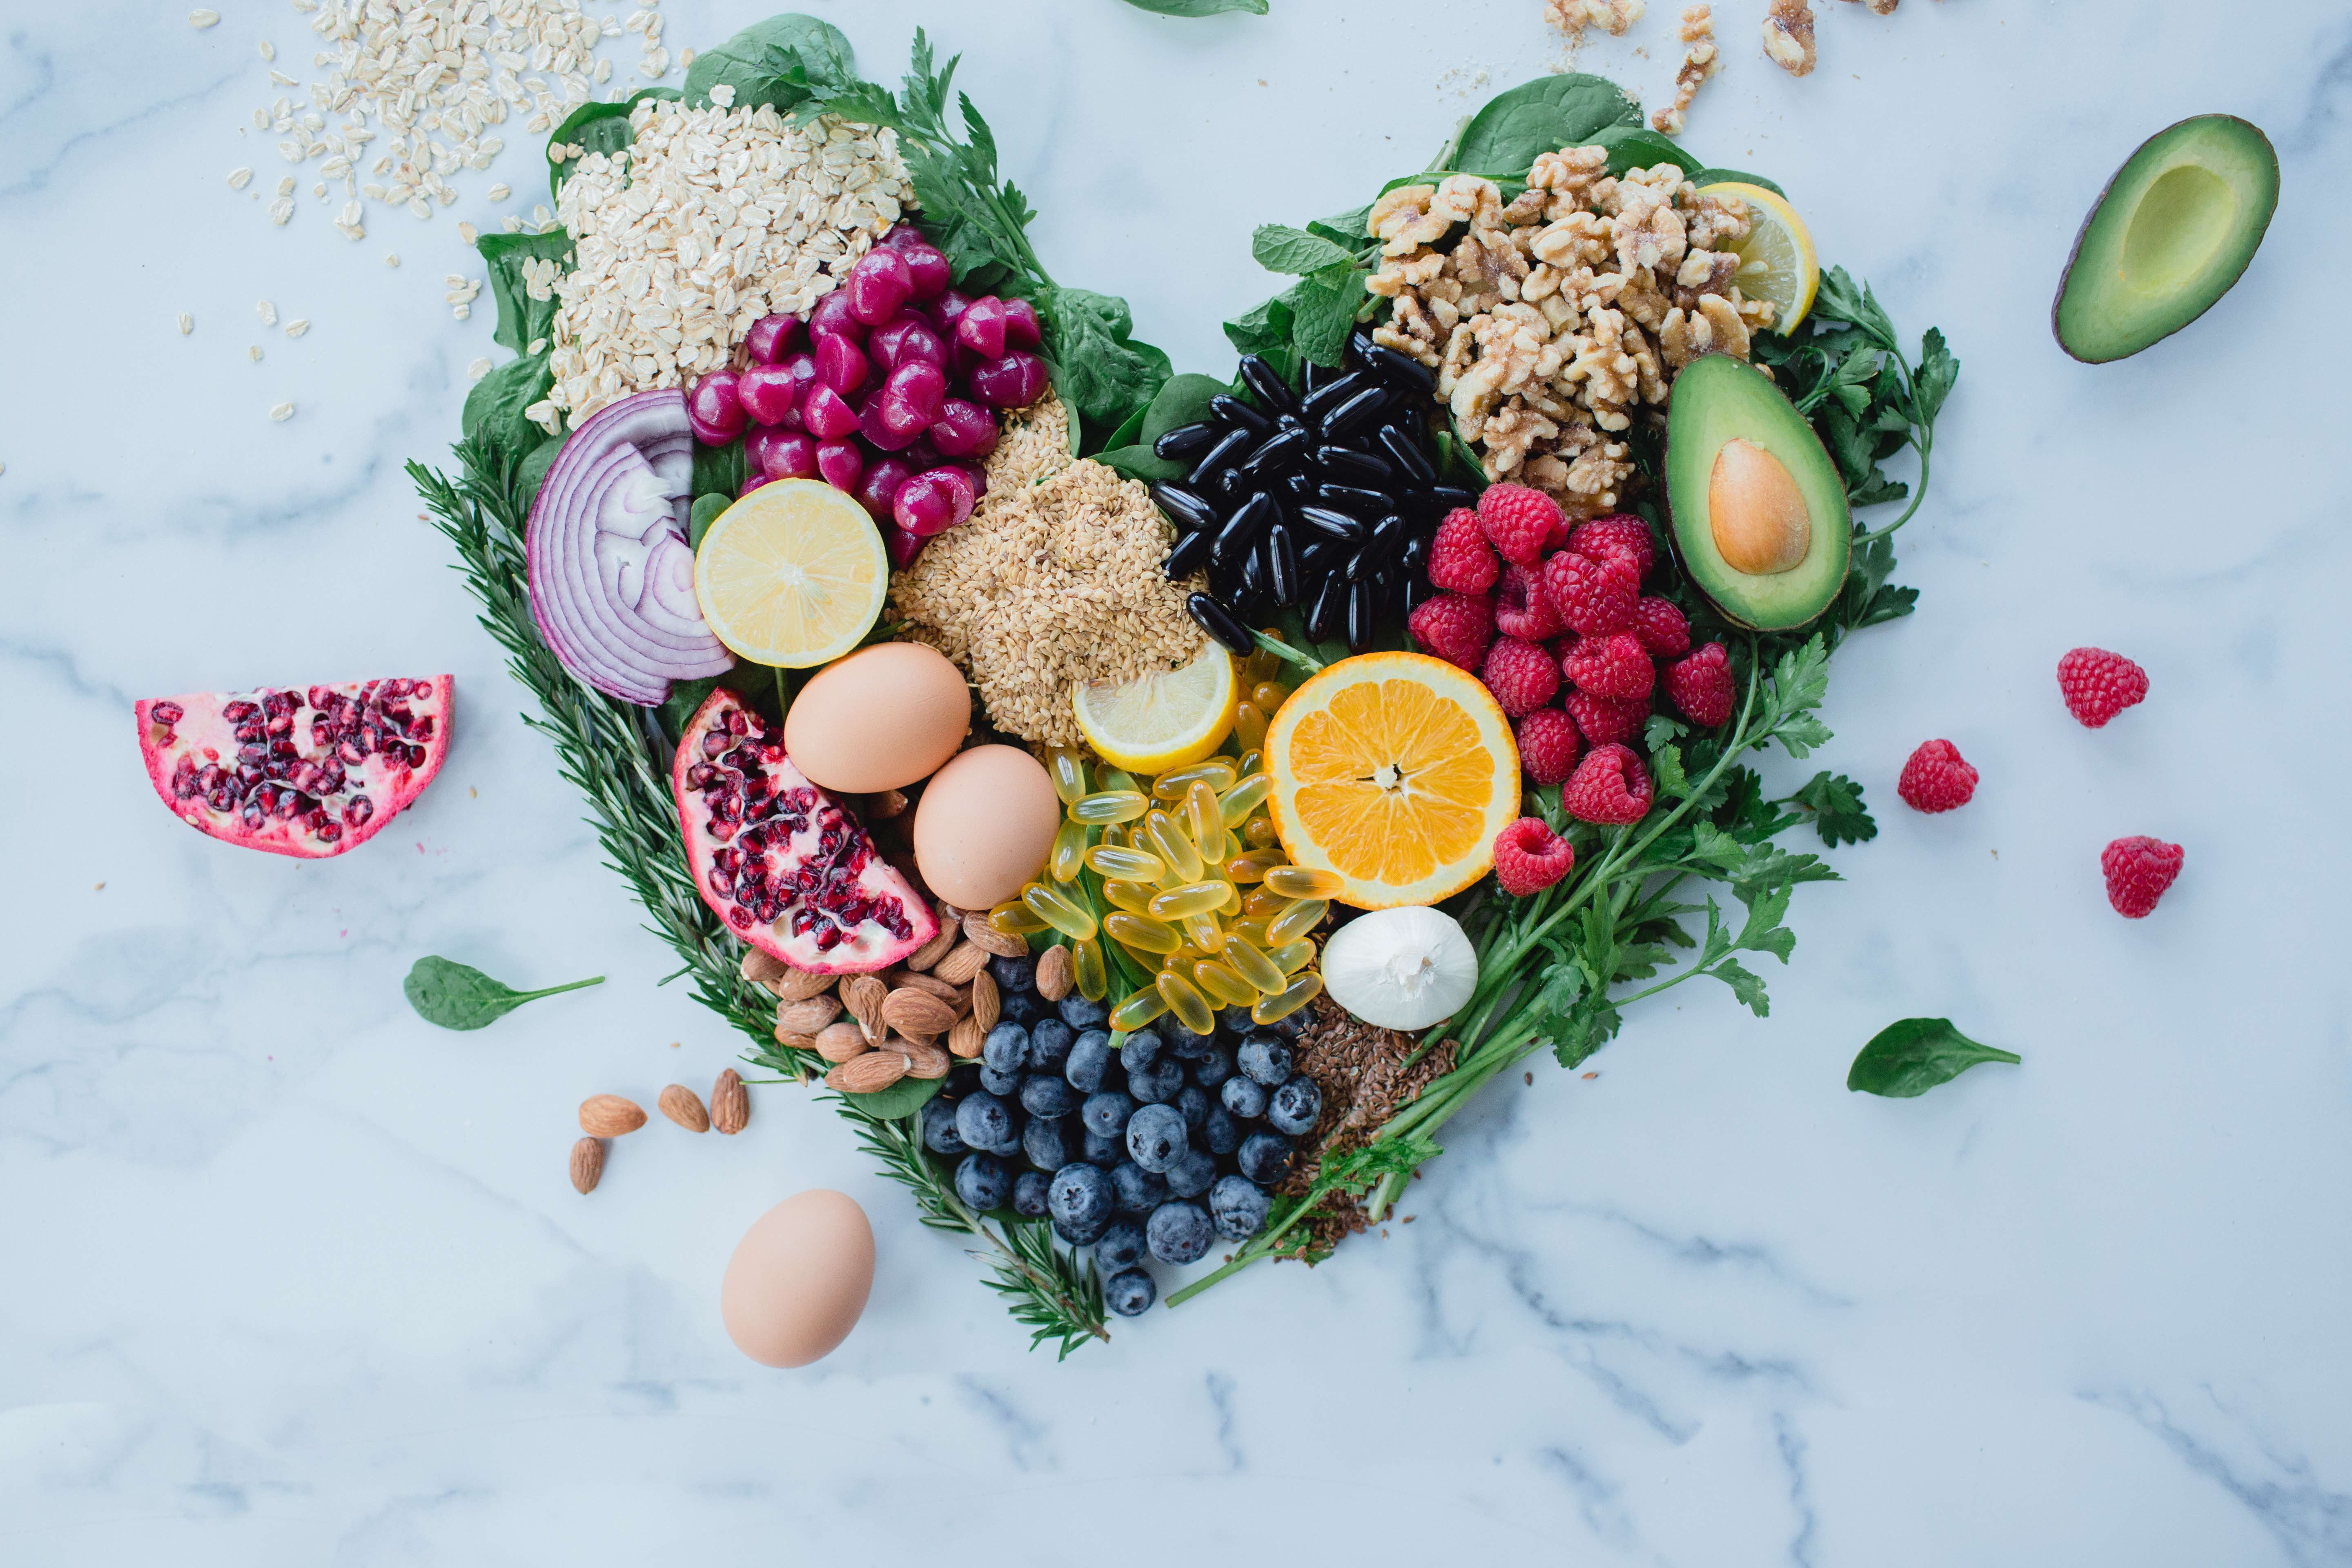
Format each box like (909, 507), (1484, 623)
(516, 430), (567, 509)
(461, 352), (554, 463)
(692, 439), (744, 499)
(1450, 74), (1641, 178)
(688, 492), (730, 549)
(403, 956), (604, 1030)
(1691, 166), (1786, 197)
(1121, 0), (1268, 12)
(475, 229), (573, 354)
(1592, 123), (1702, 178)
(683, 14), (858, 115)
(1045, 286), (1172, 449)
(1252, 223), (1355, 275)
(835, 1072), (947, 1120)
(1224, 292), (1294, 359)
(1094, 372), (1229, 482)
(1847, 1018), (2020, 1098)
(546, 88), (682, 201)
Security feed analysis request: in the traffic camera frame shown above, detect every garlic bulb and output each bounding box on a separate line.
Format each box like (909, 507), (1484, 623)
(1319, 906), (1479, 1031)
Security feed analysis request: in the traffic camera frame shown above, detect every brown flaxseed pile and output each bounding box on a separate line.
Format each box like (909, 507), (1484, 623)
(1273, 998), (1459, 1258)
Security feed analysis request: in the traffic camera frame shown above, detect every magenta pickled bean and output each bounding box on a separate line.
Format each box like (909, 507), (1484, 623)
(739, 471), (774, 499)
(927, 288), (972, 337)
(686, 370), (748, 443)
(880, 520), (922, 568)
(899, 243), (951, 301)
(854, 454), (913, 521)
(848, 247), (913, 325)
(815, 332), (868, 396)
(747, 425), (819, 480)
(736, 360), (802, 425)
(956, 295), (1009, 360)
(860, 392), (922, 450)
(743, 312), (802, 363)
(800, 383), (860, 441)
(1002, 297), (1041, 349)
(815, 439), (863, 493)
(927, 397), (999, 459)
(883, 360), (947, 428)
(808, 287), (865, 346)
(967, 350), (1048, 409)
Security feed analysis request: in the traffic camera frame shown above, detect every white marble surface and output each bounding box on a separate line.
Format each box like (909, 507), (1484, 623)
(6, 0), (2351, 1561)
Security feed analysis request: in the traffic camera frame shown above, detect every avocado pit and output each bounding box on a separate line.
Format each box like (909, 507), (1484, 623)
(1707, 438), (1812, 576)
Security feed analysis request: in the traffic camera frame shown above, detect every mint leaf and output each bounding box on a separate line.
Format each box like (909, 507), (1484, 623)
(1847, 1018), (2020, 1098)
(1288, 263), (1366, 365)
(1252, 223), (1354, 275)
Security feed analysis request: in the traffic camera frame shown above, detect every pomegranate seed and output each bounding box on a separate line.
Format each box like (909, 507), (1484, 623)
(223, 700), (258, 722)
(343, 795), (373, 826)
(152, 701), (185, 724)
(314, 821), (341, 843)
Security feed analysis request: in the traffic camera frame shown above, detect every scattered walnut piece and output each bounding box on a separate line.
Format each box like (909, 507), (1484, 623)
(1841, 0), (1897, 13)
(1546, 0), (1648, 38)
(1652, 7), (1720, 137)
(1762, 0), (1817, 76)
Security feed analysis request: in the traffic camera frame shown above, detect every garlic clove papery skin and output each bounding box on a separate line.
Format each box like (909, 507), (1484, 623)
(1320, 906), (1480, 1031)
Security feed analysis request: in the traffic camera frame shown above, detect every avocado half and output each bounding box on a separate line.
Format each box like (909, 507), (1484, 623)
(1664, 355), (1850, 633)
(2054, 114), (2278, 364)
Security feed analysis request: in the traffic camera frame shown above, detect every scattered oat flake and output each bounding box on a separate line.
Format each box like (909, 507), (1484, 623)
(257, 300), (277, 326)
(706, 83), (735, 108)
(259, 39), (276, 60)
(249, 345), (263, 361)
(285, 319), (310, 338)
(384, 253), (400, 267)
(467, 357), (493, 380)
(487, 182), (511, 201)
(269, 401), (295, 421)
(178, 312), (194, 335)
(189, 8), (219, 27)
(227, 167), (254, 189)
(457, 220), (478, 244)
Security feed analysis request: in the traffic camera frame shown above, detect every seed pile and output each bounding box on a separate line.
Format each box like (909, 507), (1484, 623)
(1271, 998), (1457, 1254)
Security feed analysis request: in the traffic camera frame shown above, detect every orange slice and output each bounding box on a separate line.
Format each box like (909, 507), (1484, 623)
(1263, 652), (1521, 910)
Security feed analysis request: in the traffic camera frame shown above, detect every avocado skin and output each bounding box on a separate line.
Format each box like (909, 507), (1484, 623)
(2053, 114), (2279, 365)
(1664, 355), (1851, 633)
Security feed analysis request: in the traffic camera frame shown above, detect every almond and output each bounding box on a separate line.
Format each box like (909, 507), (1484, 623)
(970, 968), (1000, 1033)
(962, 913), (1030, 959)
(826, 1050), (908, 1093)
(881, 986), (957, 1039)
(1034, 943), (1075, 1002)
(776, 993), (843, 1035)
(931, 939), (989, 986)
(948, 1013), (985, 1059)
(888, 968), (962, 1004)
(658, 1084), (710, 1133)
(840, 973), (889, 1045)
(579, 1094), (646, 1136)
(739, 949), (789, 984)
(866, 787), (909, 820)
(901, 1036), (951, 1079)
(570, 1136), (604, 1194)
(772, 1029), (817, 1056)
(814, 1020), (869, 1063)
(710, 1068), (749, 1134)
(762, 965), (837, 1003)
(903, 918), (960, 972)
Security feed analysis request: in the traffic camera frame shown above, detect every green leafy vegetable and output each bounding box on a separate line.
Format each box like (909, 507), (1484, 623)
(681, 14), (857, 115)
(461, 353), (554, 461)
(403, 956), (604, 1030)
(687, 492), (729, 549)
(1044, 287), (1173, 443)
(836, 1073), (946, 1121)
(1788, 772), (1877, 848)
(1690, 166), (1786, 197)
(1591, 122), (1702, 178)
(690, 439), (744, 500)
(1121, 0), (1269, 13)
(516, 431), (566, 510)
(1251, 223), (1356, 275)
(1447, 74), (1640, 178)
(474, 229), (573, 354)
(1848, 1018), (2020, 1098)
(545, 88), (681, 200)
(1094, 372), (1229, 482)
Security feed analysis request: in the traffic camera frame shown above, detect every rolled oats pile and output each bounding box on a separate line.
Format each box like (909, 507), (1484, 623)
(1366, 151), (1770, 519)
(890, 394), (1209, 748)
(536, 97), (910, 428)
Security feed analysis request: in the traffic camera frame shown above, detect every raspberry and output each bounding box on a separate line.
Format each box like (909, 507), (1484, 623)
(1408, 592), (1494, 670)
(1492, 816), (1575, 897)
(1567, 514), (1655, 582)
(2101, 835), (2184, 918)
(1629, 595), (1690, 657)
(1426, 506), (1499, 594)
(1896, 739), (1978, 813)
(1565, 688), (1648, 748)
(1514, 707), (1583, 785)
(1663, 642), (1734, 727)
(1480, 636), (1561, 717)
(1477, 483), (1564, 565)
(1561, 631), (1655, 701)
(1542, 549), (1639, 636)
(2058, 647), (2148, 728)
(1562, 742), (1654, 825)
(1492, 560), (1564, 641)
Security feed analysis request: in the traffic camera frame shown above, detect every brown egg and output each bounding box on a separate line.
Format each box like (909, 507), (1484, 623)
(785, 642), (971, 794)
(913, 744), (1060, 911)
(719, 1189), (875, 1368)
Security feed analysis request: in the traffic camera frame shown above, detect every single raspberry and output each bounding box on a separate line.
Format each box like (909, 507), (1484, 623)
(1896, 739), (1978, 813)
(1562, 742), (1654, 825)
(2101, 835), (2184, 918)
(1565, 688), (1648, 748)
(2058, 647), (2149, 728)
(1481, 636), (1561, 717)
(1514, 707), (1583, 785)
(1561, 631), (1655, 701)
(1493, 816), (1575, 897)
(1629, 595), (1690, 658)
(1542, 549), (1639, 636)
(1426, 506), (1499, 594)
(1492, 560), (1564, 641)
(1477, 483), (1565, 566)
(1408, 592), (1494, 670)
(1567, 514), (1655, 582)
(1663, 642), (1735, 727)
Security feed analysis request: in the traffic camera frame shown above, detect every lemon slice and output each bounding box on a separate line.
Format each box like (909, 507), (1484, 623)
(1071, 641), (1238, 774)
(1698, 181), (1819, 334)
(693, 479), (888, 668)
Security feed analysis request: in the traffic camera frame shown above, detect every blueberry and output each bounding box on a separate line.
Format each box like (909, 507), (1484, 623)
(1028, 1018), (1075, 1072)
(1165, 1147), (1217, 1198)
(1094, 1218), (1148, 1274)
(1103, 1267), (1158, 1317)
(1201, 1105), (1243, 1156)
(1190, 1044), (1234, 1089)
(1109, 1160), (1167, 1215)
(1080, 1087), (1135, 1138)
(1020, 1073), (1077, 1120)
(920, 1095), (967, 1154)
(1145, 1199), (1215, 1264)
(1164, 1024), (1213, 1060)
(955, 1090), (1020, 1155)
(997, 990), (1047, 1028)
(1214, 1005), (1255, 1036)
(978, 1063), (1021, 1098)
(1237, 1033), (1293, 1086)
(1175, 1083), (1210, 1133)
(1127, 1055), (1184, 1104)
(1118, 1029), (1163, 1076)
(1266, 1009), (1308, 1041)
(1056, 994), (1110, 1030)
(1209, 1174), (1271, 1239)
(1220, 1076), (1269, 1120)
(947, 1062), (984, 1097)
(1082, 1127), (1125, 1166)
(1048, 1161), (1114, 1243)
(988, 953), (1035, 993)
(954, 1152), (1011, 1211)
(1065, 1029), (1113, 1093)
(1022, 1114), (1073, 1172)
(1125, 1102), (1188, 1172)
(981, 1022), (1030, 1074)
(1012, 1170), (1052, 1217)
(1236, 1130), (1294, 1184)
(1266, 1075), (1323, 1137)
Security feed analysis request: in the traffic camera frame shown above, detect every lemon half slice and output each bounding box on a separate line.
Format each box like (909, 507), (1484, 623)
(1071, 641), (1238, 774)
(1699, 180), (1819, 334)
(693, 479), (889, 668)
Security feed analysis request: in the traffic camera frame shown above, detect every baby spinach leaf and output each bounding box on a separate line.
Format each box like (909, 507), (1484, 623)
(1592, 123), (1702, 178)
(1690, 167), (1785, 197)
(1450, 74), (1641, 179)
(683, 14), (858, 114)
(1252, 223), (1355, 275)
(835, 1072), (947, 1121)
(475, 228), (573, 353)
(1848, 1018), (2020, 1098)
(691, 439), (744, 499)
(462, 352), (554, 464)
(1122, 0), (1269, 13)
(688, 492), (731, 549)
(1094, 373), (1230, 482)
(1045, 286), (1172, 450)
(546, 88), (682, 201)
(404, 956), (605, 1030)
(516, 430), (567, 509)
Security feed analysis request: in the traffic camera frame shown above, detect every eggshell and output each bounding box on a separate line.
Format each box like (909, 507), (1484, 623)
(784, 642), (971, 794)
(913, 744), (1060, 911)
(719, 1188), (874, 1368)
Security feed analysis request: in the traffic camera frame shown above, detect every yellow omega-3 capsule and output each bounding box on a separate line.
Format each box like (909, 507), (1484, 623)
(1265, 896), (1328, 947)
(1047, 748), (1089, 805)
(1245, 637), (1281, 684)
(1236, 748), (1264, 778)
(1223, 937), (1286, 995)
(1110, 987), (1168, 1030)
(1192, 960), (1258, 1008)
(1103, 910), (1183, 954)
(1086, 843), (1166, 881)
(1244, 816), (1278, 848)
(1264, 865), (1345, 899)
(1268, 938), (1316, 975)
(1241, 884), (1288, 918)
(1142, 810), (1204, 881)
(1049, 819), (1088, 883)
(1102, 877), (1154, 915)
(1156, 969), (1216, 1035)
(988, 898), (1050, 935)
(1226, 915), (1272, 949)
(1250, 681), (1291, 714)
(1022, 880), (1098, 942)
(1183, 911), (1227, 954)
(1224, 848), (1287, 884)
(1184, 779), (1223, 853)
(1251, 971), (1323, 1025)
(1147, 881), (1228, 921)
(1232, 701), (1267, 751)
(1217, 771), (1272, 825)
(1153, 759), (1237, 799)
(1069, 788), (1148, 825)
(1073, 936), (1107, 1001)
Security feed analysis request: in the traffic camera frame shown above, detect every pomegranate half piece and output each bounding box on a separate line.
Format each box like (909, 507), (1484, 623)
(137, 676), (452, 858)
(672, 687), (935, 973)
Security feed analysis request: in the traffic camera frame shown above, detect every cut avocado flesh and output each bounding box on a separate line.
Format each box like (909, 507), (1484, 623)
(1665, 354), (1850, 632)
(2055, 114), (2278, 364)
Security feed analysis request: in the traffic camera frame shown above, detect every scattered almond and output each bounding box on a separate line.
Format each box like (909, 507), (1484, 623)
(775, 993), (844, 1035)
(904, 917), (959, 971)
(579, 1094), (647, 1136)
(841, 973), (889, 1044)
(826, 1050), (908, 1093)
(710, 1068), (750, 1134)
(866, 788), (909, 820)
(901, 1037), (951, 1079)
(570, 1136), (605, 1194)
(931, 939), (989, 986)
(764, 967), (838, 1002)
(1034, 944), (1075, 1002)
(970, 967), (1000, 1032)
(888, 969), (962, 1004)
(739, 949), (789, 984)
(882, 986), (957, 1039)
(772, 1028), (817, 1055)
(814, 1020), (870, 1063)
(949, 1013), (986, 1059)
(963, 913), (1029, 959)
(658, 1084), (710, 1133)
